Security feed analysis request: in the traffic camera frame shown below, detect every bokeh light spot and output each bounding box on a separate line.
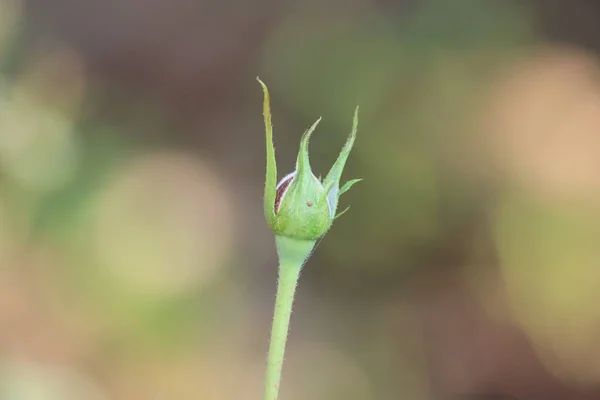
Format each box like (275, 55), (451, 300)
(92, 152), (235, 298)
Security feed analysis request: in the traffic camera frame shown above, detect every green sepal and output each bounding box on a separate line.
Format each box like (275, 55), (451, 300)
(258, 77), (278, 228)
(339, 178), (362, 196)
(334, 206), (350, 220)
(323, 106), (359, 217)
(296, 117), (322, 179)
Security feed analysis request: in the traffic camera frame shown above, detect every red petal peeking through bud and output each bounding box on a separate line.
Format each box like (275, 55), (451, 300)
(274, 174), (294, 213)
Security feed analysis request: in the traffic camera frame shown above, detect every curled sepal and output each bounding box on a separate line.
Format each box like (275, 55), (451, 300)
(335, 206), (351, 220)
(258, 77), (278, 229)
(339, 178), (362, 196)
(322, 106), (359, 219)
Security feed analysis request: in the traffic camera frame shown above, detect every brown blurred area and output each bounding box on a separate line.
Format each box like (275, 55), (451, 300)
(3, 0), (600, 399)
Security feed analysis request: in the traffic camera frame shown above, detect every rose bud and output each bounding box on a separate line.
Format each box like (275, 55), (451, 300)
(258, 78), (361, 245)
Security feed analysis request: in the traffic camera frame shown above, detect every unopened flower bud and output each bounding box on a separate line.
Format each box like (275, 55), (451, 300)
(257, 78), (361, 242)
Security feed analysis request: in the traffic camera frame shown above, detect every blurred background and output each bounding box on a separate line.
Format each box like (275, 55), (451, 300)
(3, 0), (600, 399)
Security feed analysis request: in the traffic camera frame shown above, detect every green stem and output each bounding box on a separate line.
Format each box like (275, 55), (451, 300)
(263, 236), (316, 400)
(263, 257), (300, 400)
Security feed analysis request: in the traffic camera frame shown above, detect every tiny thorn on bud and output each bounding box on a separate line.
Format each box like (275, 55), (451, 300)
(307, 201), (313, 207)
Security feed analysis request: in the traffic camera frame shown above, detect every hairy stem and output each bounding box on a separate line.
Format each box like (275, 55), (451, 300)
(263, 236), (315, 400)
(263, 258), (301, 400)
